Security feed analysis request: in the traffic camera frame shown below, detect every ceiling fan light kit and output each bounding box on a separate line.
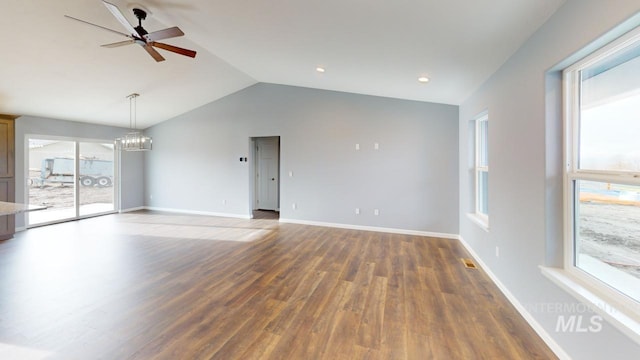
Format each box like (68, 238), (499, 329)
(65, 0), (197, 62)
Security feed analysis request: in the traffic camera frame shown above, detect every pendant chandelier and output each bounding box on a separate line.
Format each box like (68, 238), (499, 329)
(115, 93), (152, 151)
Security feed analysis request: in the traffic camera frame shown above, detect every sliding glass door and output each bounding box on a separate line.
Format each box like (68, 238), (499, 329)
(79, 142), (115, 217)
(27, 139), (76, 225)
(27, 137), (116, 226)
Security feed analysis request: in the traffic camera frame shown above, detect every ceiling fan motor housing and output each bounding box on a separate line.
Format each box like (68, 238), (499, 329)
(133, 8), (148, 36)
(133, 8), (147, 20)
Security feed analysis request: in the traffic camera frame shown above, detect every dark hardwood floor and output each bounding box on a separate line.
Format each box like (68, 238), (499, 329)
(0, 211), (556, 359)
(252, 210), (279, 220)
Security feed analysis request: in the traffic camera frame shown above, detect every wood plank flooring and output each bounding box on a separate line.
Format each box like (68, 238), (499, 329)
(0, 211), (557, 359)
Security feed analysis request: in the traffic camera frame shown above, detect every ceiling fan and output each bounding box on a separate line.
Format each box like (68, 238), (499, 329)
(65, 0), (196, 62)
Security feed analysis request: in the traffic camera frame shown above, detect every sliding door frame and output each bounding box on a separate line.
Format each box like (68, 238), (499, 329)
(24, 134), (120, 227)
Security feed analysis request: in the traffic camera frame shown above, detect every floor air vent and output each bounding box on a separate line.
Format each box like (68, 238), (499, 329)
(461, 258), (478, 269)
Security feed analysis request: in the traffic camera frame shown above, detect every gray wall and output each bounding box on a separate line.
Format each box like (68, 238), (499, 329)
(14, 116), (145, 228)
(145, 83), (459, 234)
(459, 0), (640, 358)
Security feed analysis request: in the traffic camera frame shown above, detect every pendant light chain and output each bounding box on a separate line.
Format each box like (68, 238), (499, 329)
(128, 93), (139, 130)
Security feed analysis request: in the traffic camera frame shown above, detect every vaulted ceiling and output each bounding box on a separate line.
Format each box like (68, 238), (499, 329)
(0, 0), (566, 129)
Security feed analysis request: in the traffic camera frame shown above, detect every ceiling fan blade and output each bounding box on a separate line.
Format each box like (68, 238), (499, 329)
(150, 42), (197, 58)
(144, 44), (166, 62)
(102, 0), (138, 36)
(145, 27), (184, 42)
(64, 15), (131, 38)
(101, 40), (135, 48)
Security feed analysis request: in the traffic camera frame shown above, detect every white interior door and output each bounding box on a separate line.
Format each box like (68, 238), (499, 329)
(256, 137), (279, 211)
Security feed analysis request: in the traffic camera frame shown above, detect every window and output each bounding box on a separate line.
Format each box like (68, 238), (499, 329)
(474, 112), (489, 227)
(563, 26), (640, 314)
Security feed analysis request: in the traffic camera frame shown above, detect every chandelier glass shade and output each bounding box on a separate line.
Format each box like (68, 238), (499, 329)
(115, 93), (152, 151)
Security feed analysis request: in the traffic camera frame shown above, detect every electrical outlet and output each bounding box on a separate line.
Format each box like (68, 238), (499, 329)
(355, 208), (360, 215)
(496, 246), (500, 258)
(149, 194), (153, 200)
(374, 142), (379, 150)
(222, 199), (227, 205)
(289, 171), (293, 177)
(292, 203), (297, 210)
(355, 143), (360, 150)
(374, 209), (379, 216)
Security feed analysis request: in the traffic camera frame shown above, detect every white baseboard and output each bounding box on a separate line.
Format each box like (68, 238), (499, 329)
(278, 218), (459, 239)
(457, 236), (570, 360)
(144, 206), (252, 219)
(119, 206), (146, 213)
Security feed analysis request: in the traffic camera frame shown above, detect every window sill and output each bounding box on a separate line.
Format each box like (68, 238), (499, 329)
(467, 213), (489, 232)
(540, 266), (640, 346)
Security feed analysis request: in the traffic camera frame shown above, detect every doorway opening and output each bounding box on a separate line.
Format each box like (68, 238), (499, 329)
(250, 136), (280, 219)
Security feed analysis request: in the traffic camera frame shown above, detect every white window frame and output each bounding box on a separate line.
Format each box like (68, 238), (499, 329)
(558, 25), (640, 341)
(471, 112), (489, 229)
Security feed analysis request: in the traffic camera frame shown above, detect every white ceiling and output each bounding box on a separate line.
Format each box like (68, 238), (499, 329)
(0, 0), (566, 129)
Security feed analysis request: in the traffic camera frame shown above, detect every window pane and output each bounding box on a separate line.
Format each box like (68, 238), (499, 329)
(28, 139), (76, 225)
(478, 170), (488, 216)
(579, 42), (640, 172)
(79, 142), (115, 216)
(478, 120), (488, 167)
(575, 179), (640, 302)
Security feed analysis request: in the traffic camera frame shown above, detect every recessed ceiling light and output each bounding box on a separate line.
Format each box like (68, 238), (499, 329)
(316, 67), (326, 73)
(418, 76), (430, 83)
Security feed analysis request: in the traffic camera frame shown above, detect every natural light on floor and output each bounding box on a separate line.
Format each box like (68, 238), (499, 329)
(117, 223), (274, 242)
(118, 213), (278, 242)
(0, 343), (51, 360)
